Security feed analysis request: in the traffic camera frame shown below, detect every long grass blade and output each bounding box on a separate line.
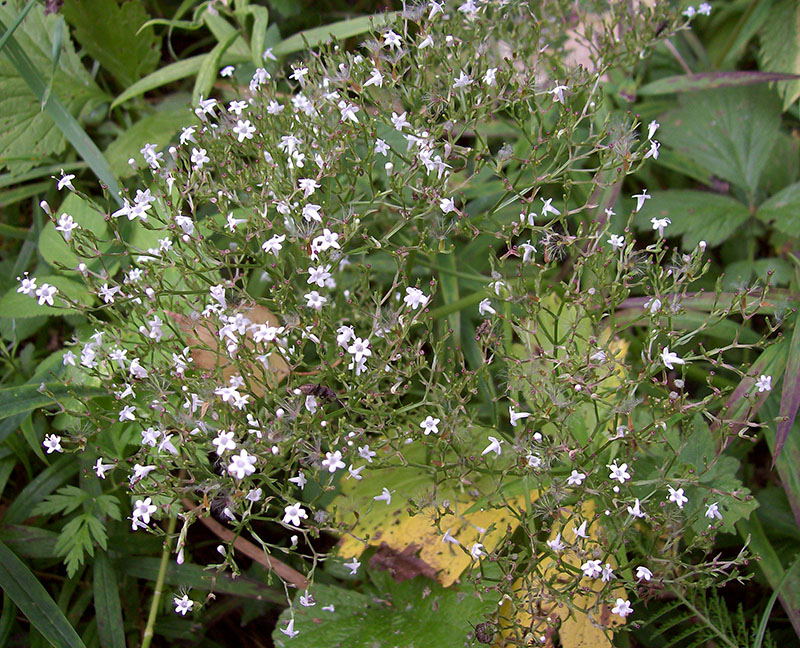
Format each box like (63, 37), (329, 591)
(0, 0), (35, 53)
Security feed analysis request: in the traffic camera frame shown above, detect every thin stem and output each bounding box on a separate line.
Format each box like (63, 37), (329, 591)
(141, 513), (178, 648)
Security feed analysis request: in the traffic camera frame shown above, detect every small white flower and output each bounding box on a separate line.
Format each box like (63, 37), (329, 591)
(55, 213), (78, 241)
(573, 520), (589, 539)
(35, 283), (57, 306)
(651, 216), (671, 236)
(220, 65), (235, 77)
(174, 595), (193, 616)
(612, 598), (633, 618)
(373, 487), (392, 505)
(481, 436), (503, 456)
(289, 472), (307, 489)
(43, 434), (63, 454)
(567, 470), (586, 486)
(541, 197), (561, 217)
(262, 234), (285, 256)
(633, 189), (652, 213)
(478, 299), (496, 316)
(282, 503), (308, 526)
(228, 450), (257, 479)
(344, 556), (361, 574)
(608, 234), (625, 251)
(661, 347), (685, 370)
(322, 450), (345, 473)
(608, 461), (631, 484)
(470, 543), (485, 559)
(647, 120), (660, 140)
(547, 533), (565, 552)
(453, 71), (473, 89)
(280, 619), (299, 638)
(213, 430), (237, 456)
(304, 291), (327, 310)
(705, 502), (723, 521)
(420, 416), (440, 435)
(94, 458), (114, 479)
(550, 83), (568, 104)
(404, 287), (429, 310)
(627, 498), (646, 519)
(439, 197), (456, 214)
(755, 375), (772, 393)
(509, 406), (531, 426)
(383, 30), (402, 50)
(233, 119), (256, 142)
(190, 148), (209, 170)
(636, 566), (653, 581)
(581, 559), (602, 579)
(667, 485), (688, 509)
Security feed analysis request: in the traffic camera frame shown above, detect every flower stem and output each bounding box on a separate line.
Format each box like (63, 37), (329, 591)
(141, 512), (178, 648)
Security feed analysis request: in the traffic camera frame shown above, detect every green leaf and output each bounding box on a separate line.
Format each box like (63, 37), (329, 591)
(0, 591), (15, 648)
(0, 274), (92, 318)
(0, 2), (111, 179)
(116, 557), (285, 602)
(192, 30), (239, 106)
(638, 71), (800, 96)
(272, 12), (399, 56)
(758, 0), (800, 110)
(38, 192), (114, 274)
(0, 0), (36, 53)
(93, 553), (125, 648)
(0, 524), (59, 559)
(247, 5), (269, 67)
(104, 104), (193, 178)
(272, 576), (496, 647)
(657, 86), (781, 198)
(756, 181), (800, 236)
(32, 484), (90, 517)
(0, 382), (104, 426)
(0, 541), (87, 648)
(3, 456), (79, 525)
(61, 0), (160, 88)
(723, 258), (794, 290)
(635, 190), (750, 249)
(55, 515), (95, 577)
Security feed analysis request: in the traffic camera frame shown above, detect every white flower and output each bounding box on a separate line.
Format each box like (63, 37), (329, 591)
(608, 234), (625, 251)
(478, 299), (496, 316)
(420, 416), (440, 435)
(262, 234), (285, 256)
(705, 502), (723, 521)
(541, 197), (561, 217)
(118, 405), (136, 421)
(667, 485), (688, 509)
(404, 287), (429, 310)
(56, 170), (75, 191)
(304, 291), (327, 310)
(373, 487), (392, 505)
(651, 216), (671, 236)
(567, 470), (586, 486)
(608, 461), (631, 484)
(509, 406), (531, 426)
(17, 274), (37, 296)
(283, 503), (308, 526)
(374, 138), (389, 156)
(469, 543), (485, 559)
(133, 498), (157, 524)
(220, 65), (235, 77)
(550, 83), (568, 104)
(647, 120), (660, 140)
(190, 148), (209, 170)
(636, 566), (653, 581)
(633, 189), (652, 213)
(520, 242), (536, 263)
(383, 30), (402, 50)
(347, 464), (365, 480)
(481, 436), (503, 456)
(364, 67), (384, 88)
(43, 434), (63, 454)
(338, 101), (360, 123)
(547, 533), (565, 552)
(442, 528), (460, 544)
(344, 556), (361, 574)
(439, 197), (456, 214)
(280, 619), (299, 638)
(55, 213), (78, 241)
(581, 559), (602, 579)
(661, 347), (685, 370)
(35, 283), (57, 306)
(755, 375), (772, 393)
(391, 111), (411, 131)
(347, 337), (372, 361)
(483, 67), (497, 86)
(573, 520), (589, 539)
(627, 498), (646, 519)
(698, 2), (712, 15)
(213, 431), (237, 456)
(453, 71), (473, 89)
(233, 119), (256, 142)
(228, 450), (257, 479)
(612, 598), (633, 618)
(174, 594), (193, 615)
(308, 264), (332, 287)
(358, 445), (376, 463)
(289, 472), (307, 489)
(322, 450), (345, 473)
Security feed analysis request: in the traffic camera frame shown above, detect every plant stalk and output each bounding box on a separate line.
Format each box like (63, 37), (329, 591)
(141, 513), (178, 648)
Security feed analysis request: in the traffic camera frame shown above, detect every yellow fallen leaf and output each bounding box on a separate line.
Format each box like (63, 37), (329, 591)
(497, 501), (626, 648)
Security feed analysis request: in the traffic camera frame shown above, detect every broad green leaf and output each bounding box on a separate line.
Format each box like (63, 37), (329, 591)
(272, 577), (495, 647)
(0, 274), (92, 318)
(657, 86), (781, 198)
(758, 0), (800, 110)
(247, 5), (269, 67)
(638, 71), (800, 96)
(93, 553), (125, 648)
(105, 104), (193, 178)
(756, 181), (800, 236)
(0, 1), (108, 176)
(116, 557), (284, 602)
(61, 0), (160, 88)
(0, 541), (87, 648)
(0, 591), (15, 648)
(635, 190), (750, 249)
(0, 381), (103, 427)
(38, 193), (113, 274)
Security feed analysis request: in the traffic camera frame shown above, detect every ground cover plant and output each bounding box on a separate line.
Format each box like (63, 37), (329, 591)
(1, 1), (800, 647)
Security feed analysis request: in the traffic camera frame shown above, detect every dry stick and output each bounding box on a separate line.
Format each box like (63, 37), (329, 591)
(182, 499), (309, 590)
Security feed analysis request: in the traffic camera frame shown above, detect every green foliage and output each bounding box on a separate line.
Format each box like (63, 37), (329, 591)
(272, 572), (497, 647)
(61, 0), (161, 89)
(758, 0), (800, 110)
(0, 1), (107, 175)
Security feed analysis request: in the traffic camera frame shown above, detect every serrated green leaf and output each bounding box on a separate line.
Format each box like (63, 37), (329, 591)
(635, 190), (750, 249)
(272, 576), (496, 647)
(93, 552), (125, 648)
(0, 542), (87, 648)
(756, 181), (800, 236)
(56, 515), (95, 577)
(95, 494), (122, 521)
(657, 86), (781, 198)
(32, 485), (90, 517)
(61, 0), (160, 88)
(105, 105), (194, 178)
(0, 1), (108, 176)
(758, 0), (800, 110)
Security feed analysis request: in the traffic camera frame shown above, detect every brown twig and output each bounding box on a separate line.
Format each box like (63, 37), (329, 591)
(182, 499), (309, 590)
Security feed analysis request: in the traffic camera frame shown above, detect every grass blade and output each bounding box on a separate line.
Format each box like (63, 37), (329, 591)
(93, 553), (126, 648)
(0, 382), (105, 428)
(775, 312), (800, 465)
(0, 591), (15, 647)
(0, 0), (35, 53)
(273, 11), (398, 56)
(638, 71), (800, 95)
(754, 555), (800, 648)
(0, 21), (121, 204)
(192, 30), (239, 106)
(0, 542), (87, 648)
